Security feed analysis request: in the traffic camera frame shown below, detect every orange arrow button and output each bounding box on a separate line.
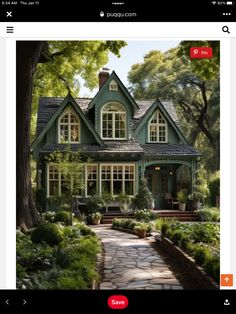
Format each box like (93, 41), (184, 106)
(221, 274), (233, 286)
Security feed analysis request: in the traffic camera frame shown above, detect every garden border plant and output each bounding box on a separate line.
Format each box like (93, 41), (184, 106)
(155, 218), (219, 288)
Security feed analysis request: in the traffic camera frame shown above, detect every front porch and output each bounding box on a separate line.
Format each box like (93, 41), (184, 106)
(141, 158), (197, 210)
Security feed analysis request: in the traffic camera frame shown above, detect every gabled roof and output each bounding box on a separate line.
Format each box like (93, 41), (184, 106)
(32, 95), (104, 151)
(141, 144), (200, 157)
(36, 97), (92, 136)
(39, 140), (143, 154)
(133, 99), (188, 144)
(87, 71), (139, 112)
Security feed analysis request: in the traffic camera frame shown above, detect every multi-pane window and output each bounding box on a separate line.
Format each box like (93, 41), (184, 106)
(48, 165), (59, 197)
(87, 165), (97, 196)
(124, 165), (135, 195)
(102, 103), (126, 139)
(113, 165), (123, 194)
(101, 164), (135, 196)
(48, 164), (83, 197)
(148, 110), (167, 143)
(59, 108), (80, 143)
(101, 165), (111, 193)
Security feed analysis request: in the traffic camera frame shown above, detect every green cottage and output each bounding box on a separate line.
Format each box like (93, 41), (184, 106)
(31, 70), (200, 211)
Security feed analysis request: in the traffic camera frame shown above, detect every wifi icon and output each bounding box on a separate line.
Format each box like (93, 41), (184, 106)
(212, 1), (217, 4)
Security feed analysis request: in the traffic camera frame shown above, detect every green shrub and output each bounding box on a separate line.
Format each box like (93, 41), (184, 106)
(16, 264), (26, 279)
(161, 223), (170, 236)
(131, 179), (154, 210)
(208, 176), (220, 206)
(195, 208), (220, 222)
(41, 211), (55, 222)
(190, 223), (219, 244)
(179, 234), (190, 250)
(128, 220), (137, 230)
(54, 211), (70, 225)
(193, 245), (211, 265)
(186, 242), (196, 255)
(76, 223), (95, 236)
(31, 223), (64, 246)
(204, 256), (220, 283)
(169, 230), (184, 245)
(57, 272), (87, 289)
(87, 194), (104, 212)
(134, 209), (152, 222)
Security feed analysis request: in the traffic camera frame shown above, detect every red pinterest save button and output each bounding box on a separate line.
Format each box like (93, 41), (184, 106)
(108, 295), (129, 309)
(190, 47), (212, 58)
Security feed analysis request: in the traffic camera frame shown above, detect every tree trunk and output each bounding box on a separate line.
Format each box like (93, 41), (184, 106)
(16, 41), (45, 230)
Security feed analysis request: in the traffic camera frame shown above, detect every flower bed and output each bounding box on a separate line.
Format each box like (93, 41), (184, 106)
(155, 218), (220, 286)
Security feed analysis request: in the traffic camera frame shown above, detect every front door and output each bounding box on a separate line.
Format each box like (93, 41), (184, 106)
(146, 170), (168, 209)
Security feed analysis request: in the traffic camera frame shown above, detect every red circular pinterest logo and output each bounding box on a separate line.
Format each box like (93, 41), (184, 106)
(108, 295), (129, 309)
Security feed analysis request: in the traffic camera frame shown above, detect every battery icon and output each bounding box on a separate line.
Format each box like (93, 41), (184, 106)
(226, 1), (234, 5)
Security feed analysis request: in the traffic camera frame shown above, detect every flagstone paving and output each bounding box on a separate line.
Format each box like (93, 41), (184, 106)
(91, 225), (183, 290)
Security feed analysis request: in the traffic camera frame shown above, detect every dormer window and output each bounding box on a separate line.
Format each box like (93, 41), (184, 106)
(102, 102), (126, 139)
(58, 107), (80, 143)
(109, 79), (118, 92)
(148, 110), (167, 143)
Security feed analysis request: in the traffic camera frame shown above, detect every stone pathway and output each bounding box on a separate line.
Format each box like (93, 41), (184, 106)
(91, 225), (183, 290)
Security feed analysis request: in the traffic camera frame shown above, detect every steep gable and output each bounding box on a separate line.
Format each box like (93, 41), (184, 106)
(32, 95), (104, 154)
(87, 71), (139, 113)
(133, 100), (188, 144)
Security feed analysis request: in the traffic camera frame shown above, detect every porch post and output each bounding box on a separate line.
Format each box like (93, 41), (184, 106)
(140, 160), (145, 179)
(191, 159), (196, 193)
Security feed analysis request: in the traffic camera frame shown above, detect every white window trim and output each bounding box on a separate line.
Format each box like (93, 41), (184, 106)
(85, 164), (98, 197)
(101, 102), (127, 140)
(58, 106), (81, 144)
(47, 163), (61, 198)
(148, 110), (168, 143)
(100, 163), (135, 196)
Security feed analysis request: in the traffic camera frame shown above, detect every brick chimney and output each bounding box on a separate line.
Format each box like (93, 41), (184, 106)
(99, 69), (109, 89)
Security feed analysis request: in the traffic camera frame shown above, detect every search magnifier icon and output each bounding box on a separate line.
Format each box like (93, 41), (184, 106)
(222, 26), (230, 34)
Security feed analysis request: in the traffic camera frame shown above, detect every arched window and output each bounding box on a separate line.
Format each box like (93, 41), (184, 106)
(101, 102), (126, 139)
(59, 108), (80, 143)
(148, 110), (167, 143)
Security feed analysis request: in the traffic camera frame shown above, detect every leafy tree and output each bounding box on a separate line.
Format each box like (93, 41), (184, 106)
(128, 43), (220, 171)
(31, 41), (126, 137)
(17, 40), (126, 229)
(47, 147), (85, 225)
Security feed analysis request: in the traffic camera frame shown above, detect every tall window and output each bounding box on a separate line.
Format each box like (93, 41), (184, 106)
(48, 165), (59, 197)
(59, 108), (80, 143)
(101, 164), (135, 196)
(86, 165), (97, 196)
(102, 103), (126, 139)
(148, 110), (167, 143)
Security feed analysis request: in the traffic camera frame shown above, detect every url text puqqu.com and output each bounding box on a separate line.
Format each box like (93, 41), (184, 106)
(100, 12), (137, 18)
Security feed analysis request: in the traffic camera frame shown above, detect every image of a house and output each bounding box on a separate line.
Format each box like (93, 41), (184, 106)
(31, 70), (200, 211)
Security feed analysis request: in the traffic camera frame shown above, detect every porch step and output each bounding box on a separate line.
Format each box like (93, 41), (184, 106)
(101, 212), (134, 224)
(101, 211), (198, 224)
(156, 210), (198, 222)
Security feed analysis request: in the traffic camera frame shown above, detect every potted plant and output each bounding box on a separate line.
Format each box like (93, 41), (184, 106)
(189, 191), (205, 210)
(177, 189), (188, 211)
(134, 222), (149, 238)
(90, 212), (102, 225)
